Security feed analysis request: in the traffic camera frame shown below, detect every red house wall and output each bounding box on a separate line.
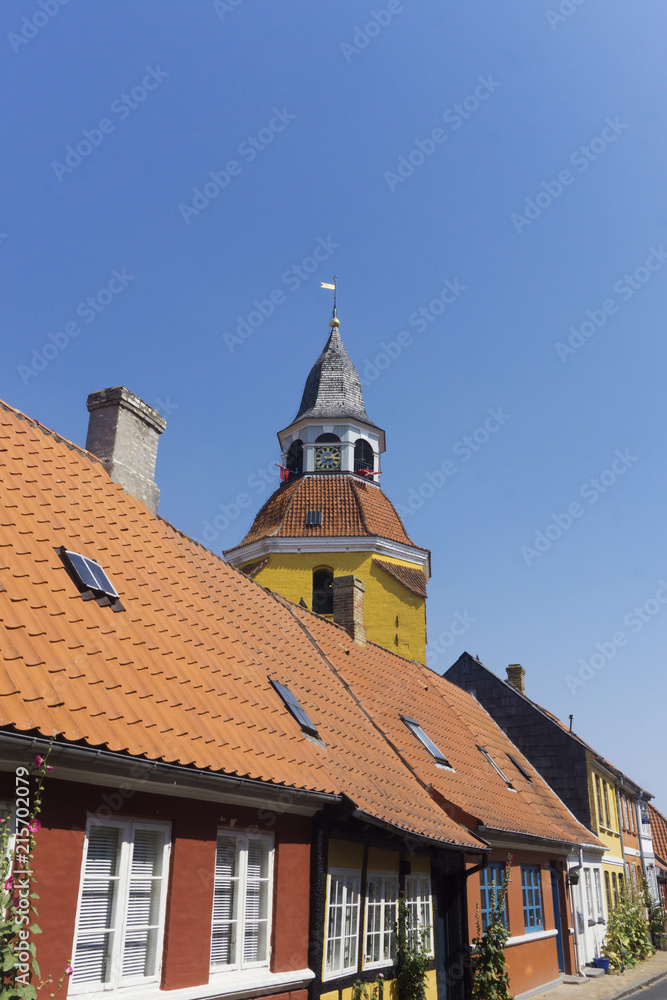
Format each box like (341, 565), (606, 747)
(0, 771), (312, 994)
(466, 849), (568, 996)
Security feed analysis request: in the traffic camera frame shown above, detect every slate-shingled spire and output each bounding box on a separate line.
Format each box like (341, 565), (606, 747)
(294, 315), (377, 427)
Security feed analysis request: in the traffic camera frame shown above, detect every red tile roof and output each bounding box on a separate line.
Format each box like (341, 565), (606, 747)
(649, 803), (667, 865)
(291, 608), (602, 848)
(226, 474), (424, 553)
(0, 400), (477, 849)
(373, 558), (427, 597)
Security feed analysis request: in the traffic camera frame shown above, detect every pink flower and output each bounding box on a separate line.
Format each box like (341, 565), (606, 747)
(47, 765), (53, 773)
(5, 877), (14, 891)
(378, 973), (385, 979)
(35, 755), (43, 768)
(65, 966), (73, 976)
(28, 818), (41, 833)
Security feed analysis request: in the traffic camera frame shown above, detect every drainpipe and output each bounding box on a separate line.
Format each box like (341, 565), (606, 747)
(567, 848), (584, 975)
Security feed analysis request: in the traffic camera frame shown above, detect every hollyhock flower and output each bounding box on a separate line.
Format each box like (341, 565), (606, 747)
(65, 966), (74, 975)
(5, 877), (14, 890)
(35, 755), (43, 768)
(28, 818), (41, 833)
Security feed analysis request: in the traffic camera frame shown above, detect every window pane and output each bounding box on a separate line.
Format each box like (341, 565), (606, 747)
(211, 835), (240, 967)
(72, 826), (121, 985)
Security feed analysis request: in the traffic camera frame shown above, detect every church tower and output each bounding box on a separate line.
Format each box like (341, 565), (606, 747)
(224, 309), (430, 663)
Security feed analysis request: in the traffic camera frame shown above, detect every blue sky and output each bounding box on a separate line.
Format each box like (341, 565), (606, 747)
(3, 0), (667, 809)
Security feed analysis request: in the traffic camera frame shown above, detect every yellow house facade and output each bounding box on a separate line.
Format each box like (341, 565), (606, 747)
(586, 752), (626, 912)
(225, 311), (430, 663)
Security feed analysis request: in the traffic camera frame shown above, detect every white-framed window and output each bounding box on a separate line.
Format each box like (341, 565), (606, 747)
(364, 873), (398, 967)
(583, 869), (593, 921)
(324, 869), (361, 979)
(70, 817), (171, 993)
(405, 875), (434, 956)
(211, 830), (274, 971)
(593, 869), (604, 919)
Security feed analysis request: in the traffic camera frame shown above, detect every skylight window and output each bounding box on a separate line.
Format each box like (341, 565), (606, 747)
(270, 680), (319, 739)
(477, 746), (514, 788)
(507, 753), (532, 782)
(305, 510), (323, 527)
(401, 716), (450, 766)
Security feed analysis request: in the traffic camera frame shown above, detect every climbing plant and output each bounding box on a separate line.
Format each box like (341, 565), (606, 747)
(470, 855), (513, 1000)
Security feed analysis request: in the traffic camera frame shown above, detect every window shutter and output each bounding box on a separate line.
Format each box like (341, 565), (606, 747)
(122, 828), (166, 979)
(211, 835), (240, 967)
(243, 839), (270, 964)
(73, 826), (121, 985)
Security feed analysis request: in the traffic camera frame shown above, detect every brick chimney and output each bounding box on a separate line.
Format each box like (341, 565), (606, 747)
(332, 576), (366, 647)
(86, 386), (166, 515)
(506, 664), (526, 694)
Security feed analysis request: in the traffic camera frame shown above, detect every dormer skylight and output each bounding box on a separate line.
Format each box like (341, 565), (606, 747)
(60, 548), (123, 611)
(507, 753), (532, 782)
(401, 716), (450, 766)
(64, 550), (118, 597)
(477, 746), (514, 788)
(270, 680), (319, 739)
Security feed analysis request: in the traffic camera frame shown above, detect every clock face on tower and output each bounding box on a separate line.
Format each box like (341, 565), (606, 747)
(314, 445), (341, 471)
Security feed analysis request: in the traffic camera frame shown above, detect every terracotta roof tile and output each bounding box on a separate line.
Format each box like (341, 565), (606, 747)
(291, 607), (602, 848)
(649, 803), (667, 865)
(0, 400), (476, 848)
(226, 474), (424, 554)
(373, 558), (427, 597)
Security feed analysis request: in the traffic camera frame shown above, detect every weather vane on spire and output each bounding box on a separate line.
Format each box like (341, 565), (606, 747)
(320, 275), (337, 319)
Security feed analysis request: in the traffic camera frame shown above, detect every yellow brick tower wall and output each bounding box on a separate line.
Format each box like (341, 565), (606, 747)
(243, 551), (427, 664)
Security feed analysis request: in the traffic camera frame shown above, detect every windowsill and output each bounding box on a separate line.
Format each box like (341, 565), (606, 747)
(505, 929), (557, 948)
(70, 968), (315, 1000)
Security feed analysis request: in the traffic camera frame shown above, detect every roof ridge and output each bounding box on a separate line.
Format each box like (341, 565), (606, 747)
(0, 398), (101, 467)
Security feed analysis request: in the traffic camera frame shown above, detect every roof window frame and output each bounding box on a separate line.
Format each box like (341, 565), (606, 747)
(400, 716), (450, 767)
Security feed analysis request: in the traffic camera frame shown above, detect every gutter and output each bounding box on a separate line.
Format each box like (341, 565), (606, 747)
(0, 729), (341, 812)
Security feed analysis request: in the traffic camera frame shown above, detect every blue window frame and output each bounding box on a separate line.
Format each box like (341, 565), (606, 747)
(521, 866), (543, 932)
(480, 864), (507, 932)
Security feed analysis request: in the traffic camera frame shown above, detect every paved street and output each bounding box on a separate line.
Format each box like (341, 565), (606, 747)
(531, 952), (667, 1000)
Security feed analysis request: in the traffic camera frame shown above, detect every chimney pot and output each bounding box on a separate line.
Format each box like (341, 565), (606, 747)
(506, 663), (526, 694)
(85, 386), (166, 515)
(332, 575), (366, 647)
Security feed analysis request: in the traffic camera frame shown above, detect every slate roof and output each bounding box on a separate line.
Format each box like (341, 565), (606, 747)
(292, 610), (602, 848)
(226, 474), (425, 556)
(445, 652), (651, 826)
(0, 399), (475, 849)
(293, 324), (378, 427)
